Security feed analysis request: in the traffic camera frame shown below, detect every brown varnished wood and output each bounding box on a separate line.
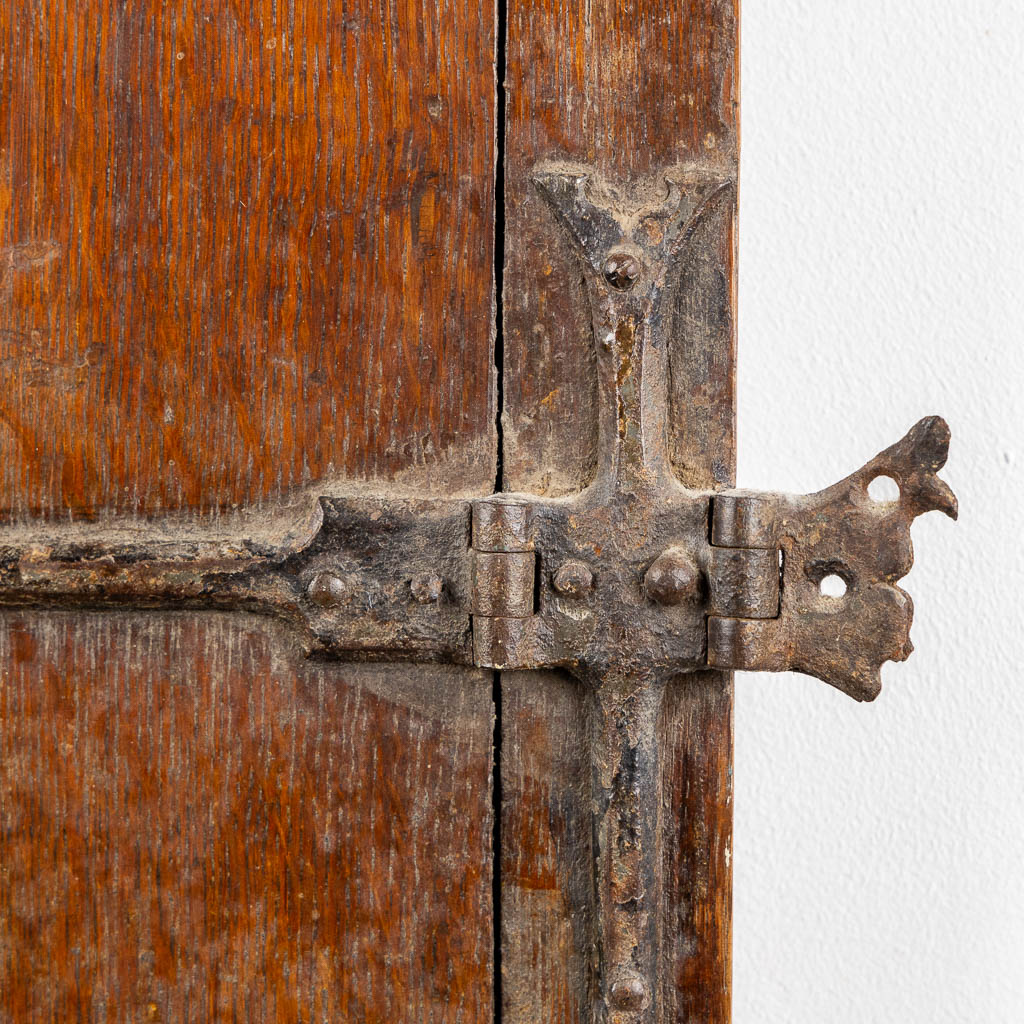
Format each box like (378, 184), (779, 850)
(660, 672), (734, 1024)
(0, 0), (496, 517)
(501, 671), (594, 1023)
(0, 2), (498, 1021)
(501, 1), (738, 1019)
(0, 613), (494, 1022)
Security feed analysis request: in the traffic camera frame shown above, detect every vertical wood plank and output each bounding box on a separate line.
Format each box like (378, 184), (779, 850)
(0, 0), (496, 516)
(501, 1), (739, 1019)
(660, 672), (734, 1024)
(501, 671), (594, 1023)
(0, 2), (498, 1020)
(0, 614), (495, 1023)
(501, 0), (738, 495)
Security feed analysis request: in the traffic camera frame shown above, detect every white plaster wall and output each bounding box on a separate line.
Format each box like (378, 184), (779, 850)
(734, 3), (1024, 1020)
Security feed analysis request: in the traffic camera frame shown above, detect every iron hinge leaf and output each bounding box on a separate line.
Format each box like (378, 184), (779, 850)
(460, 413), (957, 698)
(707, 415), (958, 700)
(0, 497), (476, 665)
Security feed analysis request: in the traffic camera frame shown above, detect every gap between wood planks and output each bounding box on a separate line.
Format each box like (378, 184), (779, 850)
(491, 0), (508, 1019)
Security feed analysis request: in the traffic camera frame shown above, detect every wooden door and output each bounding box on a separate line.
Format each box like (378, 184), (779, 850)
(0, 1), (738, 1021)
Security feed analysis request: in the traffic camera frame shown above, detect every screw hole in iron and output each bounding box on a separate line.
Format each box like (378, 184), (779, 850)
(867, 474), (900, 503)
(819, 574), (847, 598)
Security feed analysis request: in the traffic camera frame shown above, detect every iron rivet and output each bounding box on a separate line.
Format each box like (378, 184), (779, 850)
(553, 560), (594, 597)
(644, 547), (702, 605)
(609, 975), (647, 1011)
(603, 252), (642, 291)
(411, 574), (444, 604)
(307, 571), (348, 609)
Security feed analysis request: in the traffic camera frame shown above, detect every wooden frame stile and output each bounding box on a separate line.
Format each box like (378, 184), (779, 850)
(499, 2), (740, 1020)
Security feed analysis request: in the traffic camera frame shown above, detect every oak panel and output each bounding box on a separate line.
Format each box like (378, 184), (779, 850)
(0, 613), (494, 1023)
(0, 0), (496, 517)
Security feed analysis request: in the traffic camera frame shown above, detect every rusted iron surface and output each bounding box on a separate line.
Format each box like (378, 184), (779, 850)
(0, 497), (475, 665)
(470, 166), (731, 694)
(708, 415), (958, 701)
(0, 418), (956, 699)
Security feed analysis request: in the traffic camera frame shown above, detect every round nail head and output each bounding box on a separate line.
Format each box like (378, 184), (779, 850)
(411, 574), (444, 604)
(307, 571), (348, 608)
(609, 975), (647, 1011)
(603, 252), (642, 291)
(553, 560), (594, 597)
(644, 548), (701, 605)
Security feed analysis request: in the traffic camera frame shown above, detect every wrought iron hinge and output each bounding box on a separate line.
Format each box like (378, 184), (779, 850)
(706, 416), (957, 700)
(0, 164), (956, 1024)
(466, 407), (958, 704)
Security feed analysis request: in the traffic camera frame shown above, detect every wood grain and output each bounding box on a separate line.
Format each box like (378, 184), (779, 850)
(0, 0), (496, 517)
(500, 1), (739, 1019)
(500, 671), (594, 1023)
(0, 613), (494, 1023)
(0, 2), (498, 1020)
(660, 671), (733, 1024)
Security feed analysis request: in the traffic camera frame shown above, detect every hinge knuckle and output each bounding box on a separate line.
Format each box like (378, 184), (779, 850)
(707, 617), (786, 673)
(472, 615), (542, 671)
(470, 498), (538, 669)
(471, 551), (535, 618)
(471, 499), (533, 553)
(707, 545), (779, 619)
(709, 492), (777, 549)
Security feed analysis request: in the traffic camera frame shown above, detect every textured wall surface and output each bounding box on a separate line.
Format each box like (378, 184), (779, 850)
(735, 3), (1024, 1021)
